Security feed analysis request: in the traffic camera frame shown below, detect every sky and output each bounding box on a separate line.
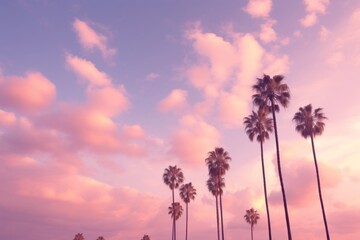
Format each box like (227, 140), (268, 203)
(0, 0), (360, 239)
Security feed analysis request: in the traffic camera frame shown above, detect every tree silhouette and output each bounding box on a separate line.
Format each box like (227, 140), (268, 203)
(244, 208), (260, 240)
(73, 233), (84, 240)
(252, 74), (292, 240)
(293, 104), (330, 240)
(180, 182), (197, 240)
(163, 166), (184, 240)
(244, 108), (273, 240)
(207, 175), (224, 240)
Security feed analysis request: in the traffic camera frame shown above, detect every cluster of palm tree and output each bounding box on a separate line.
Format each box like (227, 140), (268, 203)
(243, 74), (330, 240)
(163, 166), (197, 240)
(72, 233), (105, 240)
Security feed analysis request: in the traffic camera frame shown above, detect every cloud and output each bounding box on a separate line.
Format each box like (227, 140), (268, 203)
(122, 124), (146, 139)
(73, 18), (116, 58)
(158, 89), (188, 113)
(244, 0), (272, 18)
(300, 0), (330, 27)
(0, 109), (16, 127)
(0, 71), (56, 113)
(170, 115), (220, 165)
(319, 26), (329, 41)
(66, 54), (112, 87)
(145, 72), (160, 81)
(259, 19), (277, 44)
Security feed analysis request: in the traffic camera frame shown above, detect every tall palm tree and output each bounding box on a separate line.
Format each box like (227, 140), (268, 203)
(180, 182), (197, 240)
(205, 147), (231, 240)
(207, 175), (225, 240)
(141, 234), (151, 240)
(244, 208), (260, 240)
(244, 108), (273, 240)
(252, 74), (292, 240)
(293, 104), (330, 240)
(73, 233), (84, 240)
(163, 166), (184, 240)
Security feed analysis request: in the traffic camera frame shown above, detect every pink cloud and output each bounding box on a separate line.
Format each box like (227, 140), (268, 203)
(0, 109), (16, 126)
(158, 89), (188, 113)
(122, 124), (146, 139)
(66, 54), (112, 87)
(73, 18), (116, 58)
(170, 115), (220, 165)
(300, 0), (330, 27)
(244, 0), (272, 18)
(0, 71), (56, 113)
(259, 19), (277, 44)
(218, 91), (248, 128)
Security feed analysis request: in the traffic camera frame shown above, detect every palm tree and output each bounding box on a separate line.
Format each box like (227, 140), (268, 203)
(96, 237), (105, 240)
(141, 234), (151, 240)
(205, 147), (231, 240)
(73, 233), (84, 240)
(169, 202), (183, 227)
(252, 74), (292, 240)
(207, 175), (225, 240)
(244, 208), (260, 240)
(293, 104), (330, 240)
(163, 166), (184, 240)
(180, 182), (197, 240)
(244, 108), (273, 240)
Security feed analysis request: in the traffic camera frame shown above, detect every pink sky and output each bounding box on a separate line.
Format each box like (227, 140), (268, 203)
(0, 0), (360, 239)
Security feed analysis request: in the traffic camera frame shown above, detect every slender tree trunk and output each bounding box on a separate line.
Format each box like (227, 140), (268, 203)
(218, 176), (225, 240)
(251, 224), (253, 240)
(172, 189), (176, 240)
(270, 101), (292, 240)
(311, 135), (330, 240)
(215, 195), (220, 240)
(185, 203), (188, 240)
(260, 142), (272, 240)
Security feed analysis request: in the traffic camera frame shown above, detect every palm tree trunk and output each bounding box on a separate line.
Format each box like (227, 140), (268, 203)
(310, 135), (330, 240)
(251, 224), (253, 240)
(218, 177), (225, 240)
(260, 142), (272, 240)
(185, 203), (188, 240)
(270, 101), (292, 240)
(215, 195), (220, 240)
(172, 189), (176, 240)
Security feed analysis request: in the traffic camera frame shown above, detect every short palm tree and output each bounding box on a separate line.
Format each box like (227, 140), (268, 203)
(252, 74), (292, 240)
(141, 234), (151, 240)
(73, 233), (84, 240)
(180, 182), (197, 240)
(244, 108), (273, 240)
(163, 166), (184, 240)
(205, 147), (231, 240)
(244, 208), (260, 240)
(293, 104), (330, 240)
(207, 175), (225, 240)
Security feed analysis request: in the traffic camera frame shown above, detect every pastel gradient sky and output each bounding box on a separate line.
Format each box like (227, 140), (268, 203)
(1, 0), (360, 239)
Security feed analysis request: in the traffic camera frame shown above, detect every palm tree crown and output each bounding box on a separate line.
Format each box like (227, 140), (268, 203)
(169, 202), (183, 221)
(205, 147), (231, 177)
(244, 108), (273, 143)
(141, 234), (151, 240)
(180, 182), (197, 204)
(252, 74), (290, 111)
(96, 237), (105, 240)
(73, 233), (85, 240)
(206, 175), (225, 197)
(163, 165), (184, 190)
(244, 208), (260, 227)
(293, 104), (327, 139)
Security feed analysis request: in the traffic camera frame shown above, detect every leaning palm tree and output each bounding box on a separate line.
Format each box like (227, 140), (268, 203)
(207, 175), (225, 240)
(293, 104), (330, 240)
(252, 74), (292, 240)
(169, 202), (184, 235)
(141, 234), (151, 240)
(244, 208), (260, 240)
(163, 166), (184, 240)
(244, 108), (273, 240)
(205, 147), (231, 240)
(73, 233), (84, 240)
(180, 182), (197, 240)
